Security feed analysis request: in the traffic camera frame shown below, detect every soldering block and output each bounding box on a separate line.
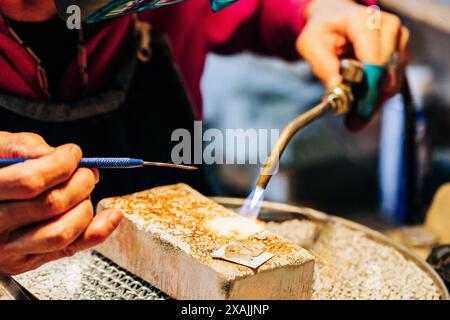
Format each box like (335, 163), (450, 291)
(95, 183), (315, 300)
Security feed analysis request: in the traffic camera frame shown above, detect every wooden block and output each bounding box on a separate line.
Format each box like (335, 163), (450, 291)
(95, 184), (315, 300)
(425, 183), (450, 243)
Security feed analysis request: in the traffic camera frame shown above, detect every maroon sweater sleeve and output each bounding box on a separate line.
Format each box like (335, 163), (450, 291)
(205, 0), (377, 60)
(205, 0), (311, 60)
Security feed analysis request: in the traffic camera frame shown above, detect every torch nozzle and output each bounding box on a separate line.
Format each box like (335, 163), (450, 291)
(255, 59), (365, 190)
(256, 100), (334, 190)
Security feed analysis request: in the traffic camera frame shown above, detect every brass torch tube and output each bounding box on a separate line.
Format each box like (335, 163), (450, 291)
(256, 100), (333, 189)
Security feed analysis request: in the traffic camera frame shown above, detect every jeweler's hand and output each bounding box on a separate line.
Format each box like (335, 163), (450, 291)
(0, 132), (123, 275)
(297, 0), (410, 101)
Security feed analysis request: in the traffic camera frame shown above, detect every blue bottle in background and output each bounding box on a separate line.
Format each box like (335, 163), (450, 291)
(379, 66), (433, 223)
(379, 94), (408, 223)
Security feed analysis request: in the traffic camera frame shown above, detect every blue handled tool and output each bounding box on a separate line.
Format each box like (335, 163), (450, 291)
(0, 158), (197, 170)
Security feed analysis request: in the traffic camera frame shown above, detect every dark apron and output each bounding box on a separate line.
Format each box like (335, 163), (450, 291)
(0, 32), (211, 204)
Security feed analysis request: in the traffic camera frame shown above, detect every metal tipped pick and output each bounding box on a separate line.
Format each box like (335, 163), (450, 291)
(143, 161), (197, 171)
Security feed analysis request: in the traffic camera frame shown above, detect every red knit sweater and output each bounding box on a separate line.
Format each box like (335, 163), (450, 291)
(0, 0), (374, 117)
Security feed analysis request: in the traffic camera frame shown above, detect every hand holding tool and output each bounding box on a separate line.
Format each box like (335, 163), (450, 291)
(0, 158), (197, 170)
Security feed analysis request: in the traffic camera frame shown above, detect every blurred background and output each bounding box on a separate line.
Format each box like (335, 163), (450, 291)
(200, 0), (450, 228)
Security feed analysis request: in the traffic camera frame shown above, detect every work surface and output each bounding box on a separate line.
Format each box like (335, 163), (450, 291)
(11, 198), (448, 300)
(94, 184), (315, 300)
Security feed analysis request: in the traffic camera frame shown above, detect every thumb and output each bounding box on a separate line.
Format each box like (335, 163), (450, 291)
(0, 132), (54, 158)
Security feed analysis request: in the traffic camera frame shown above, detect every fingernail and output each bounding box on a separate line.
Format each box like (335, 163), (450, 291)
(109, 209), (124, 226)
(91, 168), (100, 184)
(71, 145), (82, 160)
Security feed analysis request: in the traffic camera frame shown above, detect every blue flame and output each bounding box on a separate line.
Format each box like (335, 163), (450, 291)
(239, 186), (266, 220)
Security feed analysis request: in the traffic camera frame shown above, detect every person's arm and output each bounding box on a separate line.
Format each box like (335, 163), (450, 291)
(0, 132), (123, 275)
(206, 0), (311, 60)
(206, 0), (408, 127)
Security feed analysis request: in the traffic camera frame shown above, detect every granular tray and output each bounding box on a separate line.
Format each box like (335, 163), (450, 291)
(10, 198), (450, 300)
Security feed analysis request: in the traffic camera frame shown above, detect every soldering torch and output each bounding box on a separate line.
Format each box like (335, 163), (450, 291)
(240, 59), (387, 219)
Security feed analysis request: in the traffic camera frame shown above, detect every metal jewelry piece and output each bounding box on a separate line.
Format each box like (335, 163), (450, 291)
(212, 241), (274, 270)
